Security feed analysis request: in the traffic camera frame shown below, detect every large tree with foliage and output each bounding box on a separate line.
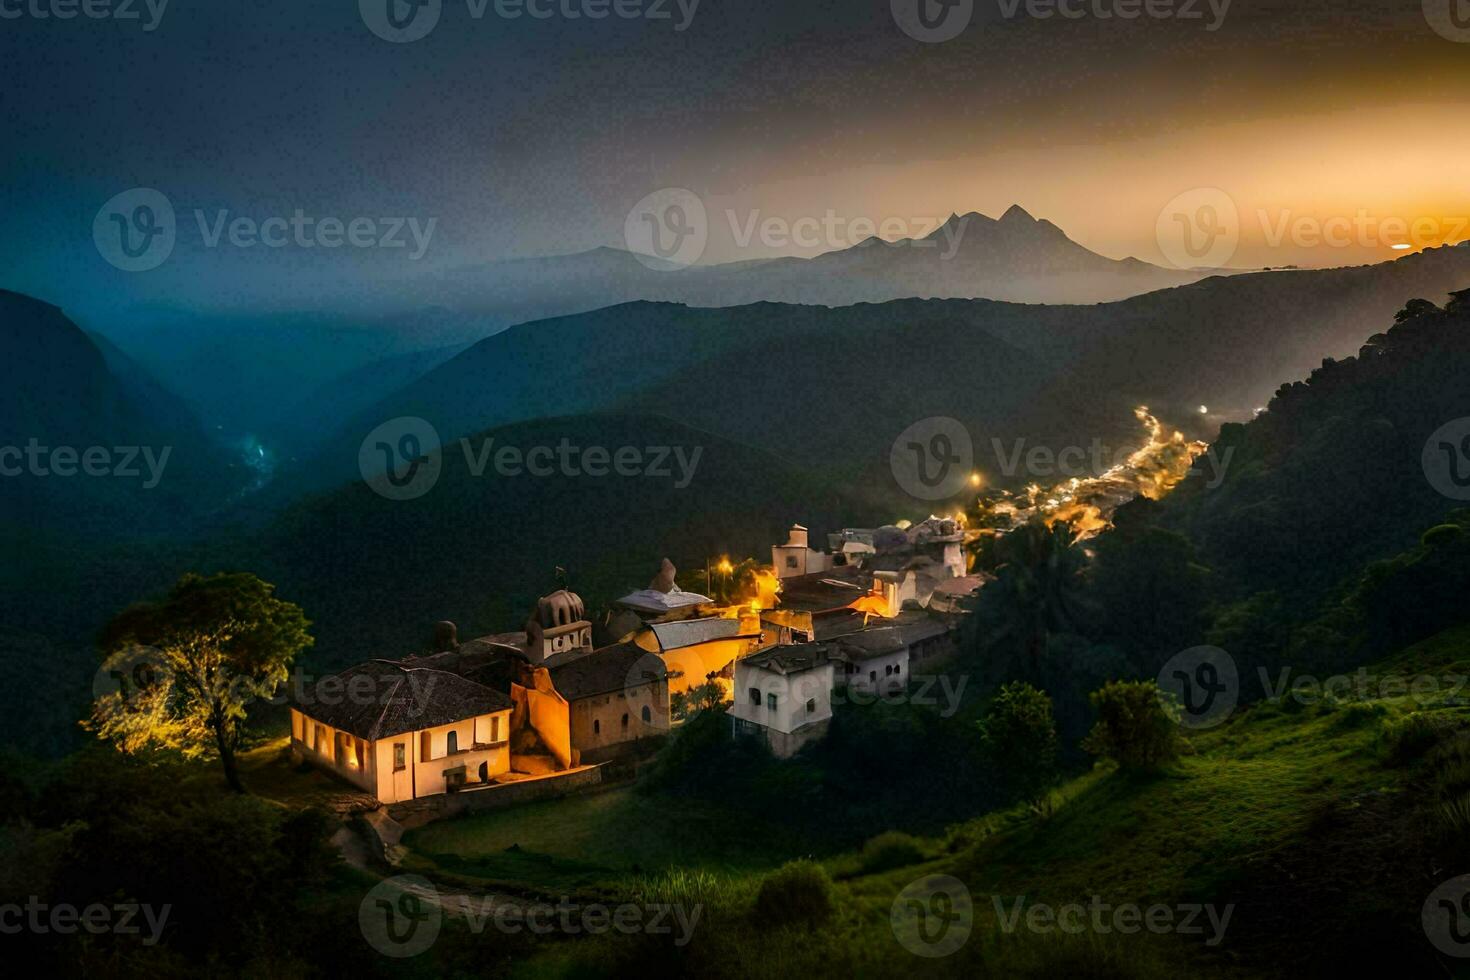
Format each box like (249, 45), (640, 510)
(89, 573), (312, 792)
(977, 681), (1058, 808)
(981, 519), (1090, 677)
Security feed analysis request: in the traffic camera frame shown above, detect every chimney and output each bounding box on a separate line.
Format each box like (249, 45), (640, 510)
(432, 621), (459, 653)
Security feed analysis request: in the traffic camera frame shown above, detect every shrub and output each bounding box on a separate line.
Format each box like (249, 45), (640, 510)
(977, 682), (1058, 807)
(858, 831), (926, 874)
(1081, 681), (1181, 770)
(753, 860), (835, 926)
(1380, 711), (1455, 764)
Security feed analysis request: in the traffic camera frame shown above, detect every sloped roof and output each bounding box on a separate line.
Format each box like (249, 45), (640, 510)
(614, 588), (712, 614)
(548, 642), (669, 701)
(648, 616), (745, 651)
(737, 643), (833, 675)
(294, 660), (512, 741)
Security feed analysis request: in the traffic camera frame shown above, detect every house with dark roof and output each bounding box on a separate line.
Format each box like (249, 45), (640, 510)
(290, 660), (515, 804)
(729, 643), (835, 758)
(548, 641), (672, 763)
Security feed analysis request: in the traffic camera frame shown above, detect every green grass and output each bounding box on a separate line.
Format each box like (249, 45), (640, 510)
(500, 625), (1470, 977)
(403, 786), (825, 894)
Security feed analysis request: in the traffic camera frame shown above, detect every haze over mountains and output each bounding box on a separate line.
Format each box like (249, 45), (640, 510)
(78, 206), (1214, 445)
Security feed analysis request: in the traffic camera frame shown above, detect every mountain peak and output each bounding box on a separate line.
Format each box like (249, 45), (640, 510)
(1000, 204), (1036, 224)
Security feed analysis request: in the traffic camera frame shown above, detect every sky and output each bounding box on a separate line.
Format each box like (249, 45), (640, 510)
(4, 0), (1470, 317)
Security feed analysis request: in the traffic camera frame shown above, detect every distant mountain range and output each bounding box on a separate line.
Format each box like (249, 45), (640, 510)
(287, 244), (1470, 504)
(418, 204), (1219, 316)
(77, 206), (1215, 444)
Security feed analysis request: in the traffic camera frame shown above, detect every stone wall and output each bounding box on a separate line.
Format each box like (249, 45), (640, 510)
(387, 764), (605, 830)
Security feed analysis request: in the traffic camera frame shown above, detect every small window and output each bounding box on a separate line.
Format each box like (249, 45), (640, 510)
(885, 665), (893, 676)
(806, 698), (816, 714)
(593, 719), (601, 735)
(446, 730), (459, 754)
(894, 664), (901, 675)
(766, 693), (778, 711)
(785, 556), (798, 569)
(749, 687), (762, 706)
(621, 713), (630, 729)
(870, 670), (878, 682)
(641, 705), (651, 723)
(394, 743), (406, 772)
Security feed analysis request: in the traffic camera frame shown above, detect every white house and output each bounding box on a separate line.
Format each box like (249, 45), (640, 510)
(291, 660), (514, 804)
(729, 643), (835, 758)
(772, 524), (832, 579)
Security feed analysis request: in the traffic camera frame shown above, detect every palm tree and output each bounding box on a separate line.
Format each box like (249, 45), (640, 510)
(985, 519), (1090, 677)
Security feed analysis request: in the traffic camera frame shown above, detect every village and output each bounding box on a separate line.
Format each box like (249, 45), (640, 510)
(288, 517), (987, 825)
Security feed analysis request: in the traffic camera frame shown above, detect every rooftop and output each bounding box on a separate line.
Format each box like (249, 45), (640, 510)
(548, 641), (669, 701)
(737, 642), (833, 675)
(294, 660), (513, 741)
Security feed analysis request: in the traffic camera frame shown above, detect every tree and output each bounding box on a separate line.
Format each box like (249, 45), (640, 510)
(1081, 680), (1181, 771)
(89, 573), (312, 792)
(983, 519), (1090, 676)
(1394, 298), (1441, 322)
(977, 682), (1057, 808)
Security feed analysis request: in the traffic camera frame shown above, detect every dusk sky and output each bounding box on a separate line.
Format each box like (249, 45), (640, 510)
(5, 0), (1470, 316)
